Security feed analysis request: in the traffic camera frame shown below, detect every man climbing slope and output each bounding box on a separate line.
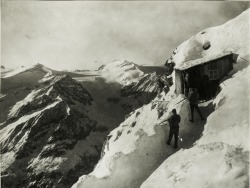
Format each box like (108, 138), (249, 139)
(167, 109), (181, 149)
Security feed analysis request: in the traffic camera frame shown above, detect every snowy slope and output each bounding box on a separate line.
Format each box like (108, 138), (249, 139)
(141, 65), (250, 188)
(141, 9), (250, 188)
(71, 85), (212, 188)
(101, 60), (144, 85)
(72, 9), (250, 188)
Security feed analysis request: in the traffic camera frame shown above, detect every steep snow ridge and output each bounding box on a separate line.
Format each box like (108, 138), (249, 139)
(168, 9), (250, 69)
(8, 88), (43, 118)
(197, 67), (249, 150)
(1, 63), (52, 78)
(101, 60), (144, 85)
(39, 75), (55, 83)
(141, 9), (250, 188)
(141, 65), (250, 188)
(72, 86), (203, 188)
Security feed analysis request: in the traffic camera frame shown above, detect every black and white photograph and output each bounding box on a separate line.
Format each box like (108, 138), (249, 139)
(0, 1), (250, 188)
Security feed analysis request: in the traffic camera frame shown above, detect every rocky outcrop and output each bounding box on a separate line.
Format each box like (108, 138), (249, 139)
(121, 72), (173, 105)
(121, 73), (159, 96)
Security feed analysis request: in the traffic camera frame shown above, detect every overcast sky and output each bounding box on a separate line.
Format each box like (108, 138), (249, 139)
(2, 1), (249, 70)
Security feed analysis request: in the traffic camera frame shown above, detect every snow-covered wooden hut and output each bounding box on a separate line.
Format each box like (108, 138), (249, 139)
(174, 52), (237, 99)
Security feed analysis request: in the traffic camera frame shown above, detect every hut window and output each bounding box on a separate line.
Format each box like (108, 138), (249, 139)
(207, 62), (217, 70)
(207, 62), (219, 80)
(208, 70), (219, 80)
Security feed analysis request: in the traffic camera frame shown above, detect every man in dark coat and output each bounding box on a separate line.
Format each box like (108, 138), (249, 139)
(188, 88), (205, 122)
(167, 109), (181, 149)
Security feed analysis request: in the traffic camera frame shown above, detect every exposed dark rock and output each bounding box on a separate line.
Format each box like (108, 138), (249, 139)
(203, 41), (211, 50)
(135, 111), (141, 117)
(131, 122), (136, 128)
(51, 75), (93, 105)
(114, 130), (123, 141)
(98, 65), (105, 70)
(59, 154), (101, 187)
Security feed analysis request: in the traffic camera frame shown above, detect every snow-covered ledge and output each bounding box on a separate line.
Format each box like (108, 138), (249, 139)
(141, 64), (250, 188)
(72, 84), (205, 188)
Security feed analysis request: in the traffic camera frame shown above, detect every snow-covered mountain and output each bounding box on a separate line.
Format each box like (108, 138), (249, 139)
(0, 64), (83, 123)
(0, 60), (165, 188)
(100, 60), (144, 85)
(72, 9), (250, 188)
(1, 8), (249, 188)
(1, 63), (52, 78)
(0, 74), (108, 188)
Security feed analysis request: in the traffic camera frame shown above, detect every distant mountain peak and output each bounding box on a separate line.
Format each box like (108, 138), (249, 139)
(1, 63), (53, 78)
(101, 60), (144, 85)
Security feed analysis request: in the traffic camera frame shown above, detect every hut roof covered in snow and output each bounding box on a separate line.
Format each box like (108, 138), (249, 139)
(167, 9), (250, 72)
(174, 51), (233, 71)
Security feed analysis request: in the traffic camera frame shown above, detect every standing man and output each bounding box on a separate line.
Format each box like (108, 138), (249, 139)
(167, 109), (181, 149)
(188, 88), (205, 122)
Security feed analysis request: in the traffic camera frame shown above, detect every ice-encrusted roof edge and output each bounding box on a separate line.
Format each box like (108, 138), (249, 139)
(175, 51), (233, 71)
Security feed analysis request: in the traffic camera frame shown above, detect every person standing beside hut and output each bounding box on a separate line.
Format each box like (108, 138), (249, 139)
(188, 88), (205, 122)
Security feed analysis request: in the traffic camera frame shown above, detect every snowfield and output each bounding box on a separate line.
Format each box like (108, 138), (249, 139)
(72, 9), (250, 188)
